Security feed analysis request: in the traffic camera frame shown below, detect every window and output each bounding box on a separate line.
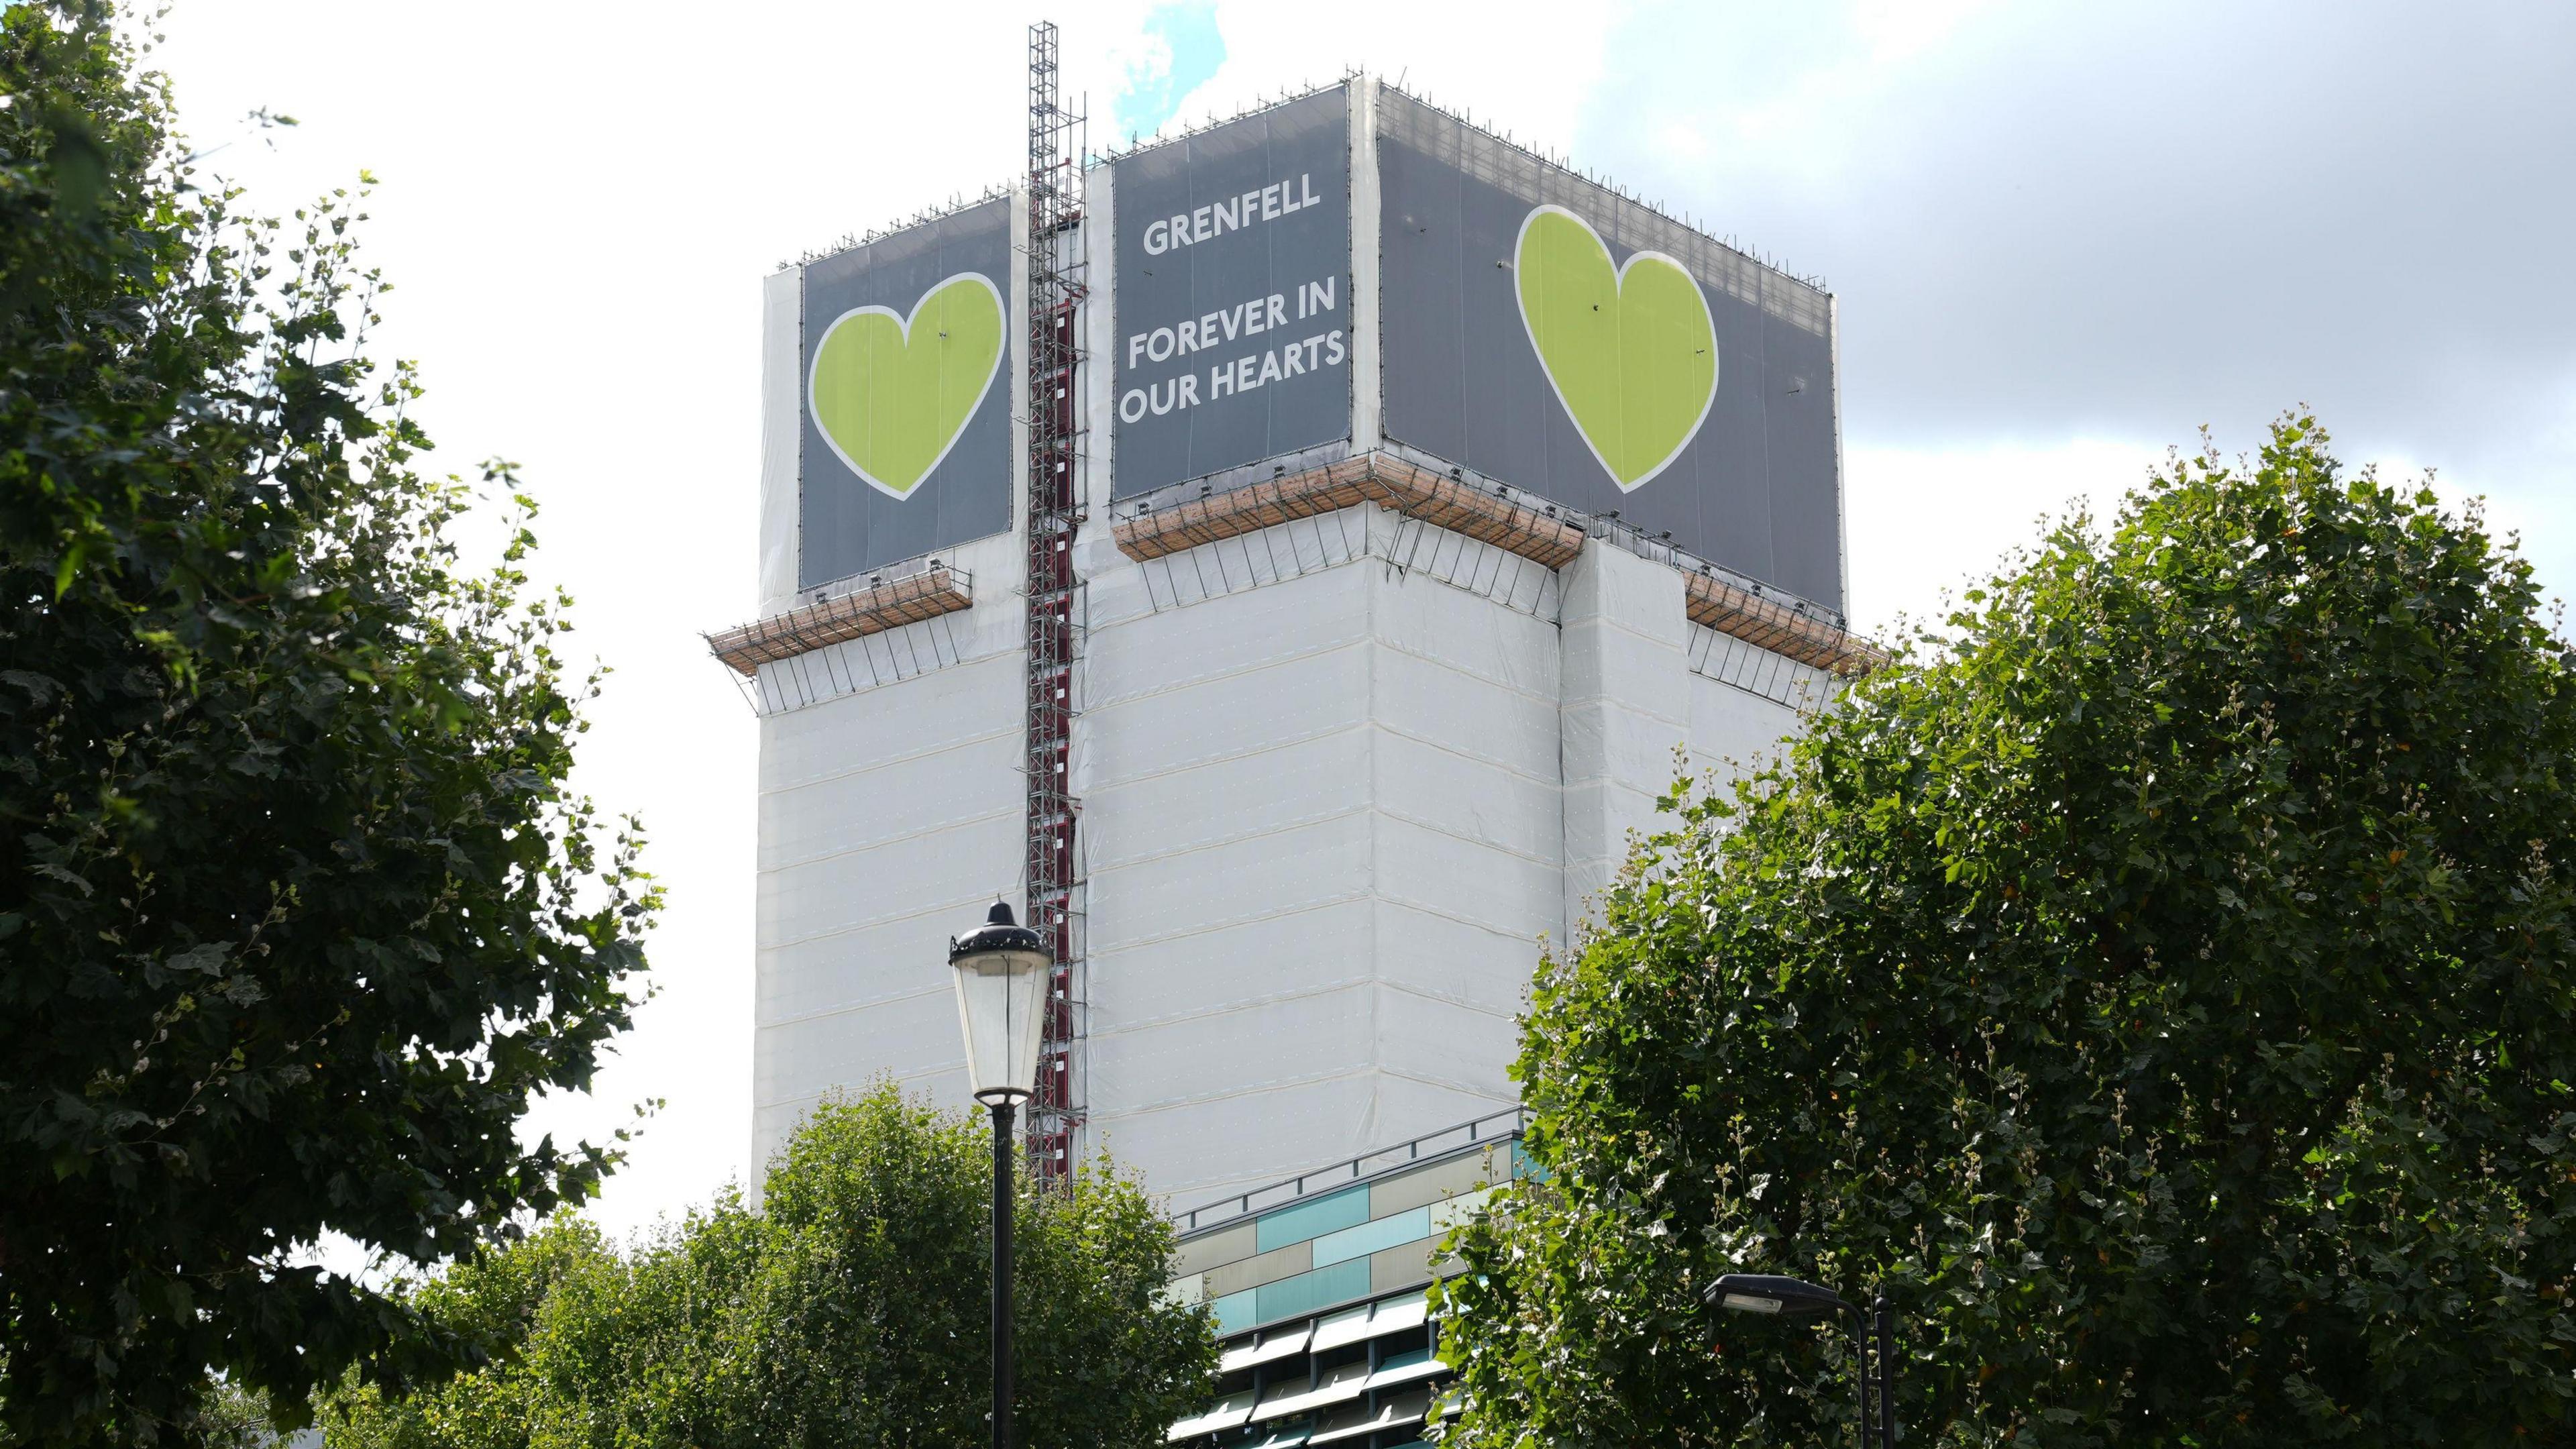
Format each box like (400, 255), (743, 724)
(1253, 1360), (1372, 1421)
(1308, 1302), (1377, 1354)
(1221, 1322), (1315, 1373)
(1364, 1346), (1447, 1392)
(1166, 1390), (1256, 1442)
(1307, 1387), (1432, 1446)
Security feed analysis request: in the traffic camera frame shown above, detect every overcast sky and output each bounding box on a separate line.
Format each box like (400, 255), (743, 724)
(148, 0), (2576, 1248)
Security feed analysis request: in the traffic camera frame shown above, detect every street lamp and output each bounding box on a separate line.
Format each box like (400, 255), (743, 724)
(1704, 1273), (1897, 1448)
(951, 899), (1051, 1449)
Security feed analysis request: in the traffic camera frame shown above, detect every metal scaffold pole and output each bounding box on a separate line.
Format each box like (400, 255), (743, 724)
(1022, 19), (1087, 1185)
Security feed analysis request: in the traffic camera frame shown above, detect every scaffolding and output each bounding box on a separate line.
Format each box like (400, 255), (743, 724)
(1023, 20), (1087, 1184)
(704, 560), (974, 677)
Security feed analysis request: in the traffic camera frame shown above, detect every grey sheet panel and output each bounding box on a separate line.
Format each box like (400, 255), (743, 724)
(1375, 86), (1842, 613)
(798, 197), (1014, 588)
(1112, 87), (1353, 500)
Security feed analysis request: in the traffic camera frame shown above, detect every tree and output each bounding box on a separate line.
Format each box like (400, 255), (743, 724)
(321, 1083), (1219, 1449)
(1434, 419), (2576, 1446)
(0, 5), (655, 1443)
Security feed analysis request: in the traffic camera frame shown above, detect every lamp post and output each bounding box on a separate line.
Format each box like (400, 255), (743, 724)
(1703, 1273), (1897, 1448)
(950, 899), (1051, 1449)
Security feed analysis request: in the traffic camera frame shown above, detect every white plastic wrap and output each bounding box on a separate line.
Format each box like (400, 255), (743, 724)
(749, 500), (1817, 1207)
(1083, 729), (1373, 878)
(1099, 1072), (1383, 1208)
(1088, 899), (1377, 1040)
(750, 550), (1028, 1174)
(1370, 658), (1558, 787)
(1373, 729), (1560, 866)
(1557, 541), (1690, 925)
(1375, 814), (1559, 945)
(757, 268), (802, 619)
(1371, 901), (1543, 1020)
(1686, 663), (1806, 778)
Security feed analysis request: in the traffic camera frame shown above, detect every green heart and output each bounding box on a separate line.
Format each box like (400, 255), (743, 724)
(1515, 206), (1718, 491)
(807, 272), (1006, 499)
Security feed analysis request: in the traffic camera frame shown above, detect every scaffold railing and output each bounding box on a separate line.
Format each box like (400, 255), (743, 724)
(703, 559), (973, 676)
(1171, 1106), (1532, 1236)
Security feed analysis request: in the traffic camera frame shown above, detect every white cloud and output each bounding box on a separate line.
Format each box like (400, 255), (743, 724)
(1843, 437), (2161, 636)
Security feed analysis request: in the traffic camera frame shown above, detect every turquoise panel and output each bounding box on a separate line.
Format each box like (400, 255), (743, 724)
(1210, 1289), (1256, 1336)
(1254, 1185), (1371, 1255)
(1310, 1205), (1430, 1267)
(1375, 1346), (1433, 1375)
(1509, 1140), (1551, 1183)
(1253, 1258), (1373, 1326)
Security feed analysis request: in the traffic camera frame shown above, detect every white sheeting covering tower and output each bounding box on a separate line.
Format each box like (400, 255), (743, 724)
(727, 79), (1866, 1212)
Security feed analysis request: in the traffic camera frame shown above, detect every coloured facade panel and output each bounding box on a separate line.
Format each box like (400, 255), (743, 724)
(1161, 1138), (1514, 1441)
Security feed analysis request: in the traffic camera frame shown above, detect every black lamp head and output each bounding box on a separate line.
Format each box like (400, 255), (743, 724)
(949, 898), (1044, 962)
(1704, 1273), (1852, 1322)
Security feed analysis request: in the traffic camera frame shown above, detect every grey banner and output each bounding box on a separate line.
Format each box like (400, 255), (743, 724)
(1375, 87), (1843, 614)
(1112, 87), (1352, 500)
(798, 197), (1013, 588)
